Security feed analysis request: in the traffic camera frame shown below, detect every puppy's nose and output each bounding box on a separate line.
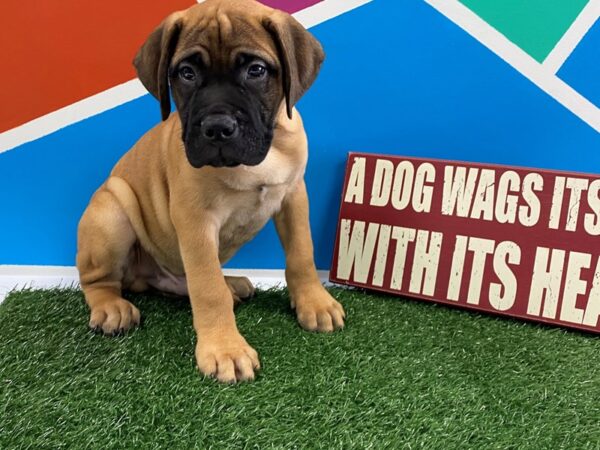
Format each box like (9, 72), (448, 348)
(200, 114), (239, 141)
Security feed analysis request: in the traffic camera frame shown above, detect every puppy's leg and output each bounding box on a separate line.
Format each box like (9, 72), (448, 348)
(77, 189), (141, 335)
(225, 276), (255, 305)
(274, 180), (345, 332)
(174, 217), (259, 383)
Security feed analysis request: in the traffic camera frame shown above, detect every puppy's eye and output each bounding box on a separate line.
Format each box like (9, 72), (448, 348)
(178, 65), (196, 82)
(247, 63), (267, 79)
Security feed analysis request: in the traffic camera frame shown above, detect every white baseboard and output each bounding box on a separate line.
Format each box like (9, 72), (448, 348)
(0, 265), (331, 303)
(0, 265), (80, 303)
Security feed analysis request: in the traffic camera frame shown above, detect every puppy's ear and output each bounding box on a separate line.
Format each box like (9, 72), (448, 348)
(263, 12), (325, 119)
(134, 13), (183, 121)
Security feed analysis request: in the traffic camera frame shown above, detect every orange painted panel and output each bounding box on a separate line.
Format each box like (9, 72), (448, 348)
(0, 0), (195, 132)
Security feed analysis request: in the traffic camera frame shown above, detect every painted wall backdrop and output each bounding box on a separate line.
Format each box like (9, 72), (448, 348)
(0, 0), (599, 270)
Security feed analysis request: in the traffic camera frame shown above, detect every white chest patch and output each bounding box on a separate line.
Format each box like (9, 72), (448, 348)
(217, 183), (288, 263)
(211, 144), (306, 263)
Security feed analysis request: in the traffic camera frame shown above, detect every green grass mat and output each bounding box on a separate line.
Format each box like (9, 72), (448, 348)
(1, 287), (599, 449)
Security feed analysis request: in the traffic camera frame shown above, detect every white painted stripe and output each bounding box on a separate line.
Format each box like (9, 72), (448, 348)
(294, 0), (373, 29)
(0, 0), (373, 155)
(0, 80), (147, 154)
(425, 0), (600, 134)
(543, 0), (600, 74)
(0, 265), (333, 303)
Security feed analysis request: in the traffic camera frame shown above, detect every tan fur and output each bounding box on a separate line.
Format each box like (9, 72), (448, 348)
(77, 0), (345, 383)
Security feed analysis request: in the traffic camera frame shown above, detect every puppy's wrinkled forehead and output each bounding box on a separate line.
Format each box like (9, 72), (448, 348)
(134, 0), (324, 121)
(173, 2), (278, 70)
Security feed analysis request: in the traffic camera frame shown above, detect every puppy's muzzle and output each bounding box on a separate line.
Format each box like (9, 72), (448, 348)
(200, 114), (239, 142)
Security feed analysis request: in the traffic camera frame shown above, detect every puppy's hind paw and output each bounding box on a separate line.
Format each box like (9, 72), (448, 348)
(294, 287), (345, 332)
(89, 298), (141, 336)
(225, 275), (256, 305)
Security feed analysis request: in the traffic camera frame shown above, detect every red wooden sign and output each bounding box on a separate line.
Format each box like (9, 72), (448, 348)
(330, 152), (600, 334)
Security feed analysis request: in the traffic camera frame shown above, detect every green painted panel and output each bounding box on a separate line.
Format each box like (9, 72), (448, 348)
(459, 0), (589, 62)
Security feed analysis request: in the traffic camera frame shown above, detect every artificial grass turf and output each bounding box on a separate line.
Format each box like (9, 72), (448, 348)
(0, 288), (598, 449)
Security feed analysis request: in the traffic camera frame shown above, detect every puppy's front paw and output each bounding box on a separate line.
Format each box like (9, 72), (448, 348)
(89, 298), (141, 335)
(293, 287), (346, 332)
(196, 333), (260, 383)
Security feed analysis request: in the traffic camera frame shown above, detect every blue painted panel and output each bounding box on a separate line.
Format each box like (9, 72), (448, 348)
(2, 0), (599, 269)
(558, 19), (600, 108)
(0, 96), (160, 265)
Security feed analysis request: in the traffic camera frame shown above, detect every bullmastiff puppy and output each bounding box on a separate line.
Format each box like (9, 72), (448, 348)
(76, 0), (345, 383)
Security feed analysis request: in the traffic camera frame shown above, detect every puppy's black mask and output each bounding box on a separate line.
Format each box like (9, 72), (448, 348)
(170, 55), (278, 168)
